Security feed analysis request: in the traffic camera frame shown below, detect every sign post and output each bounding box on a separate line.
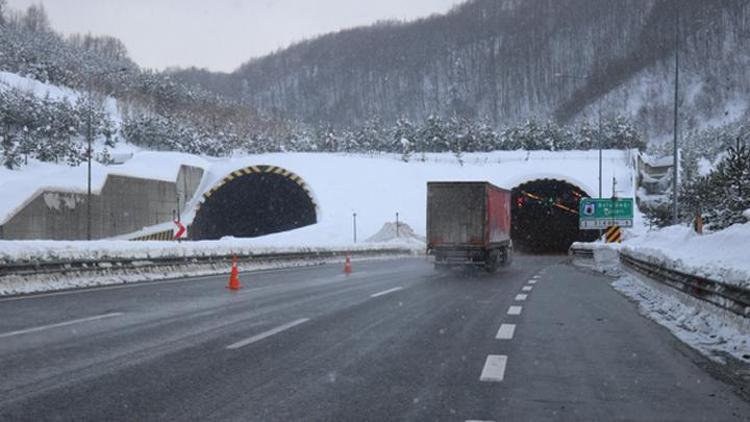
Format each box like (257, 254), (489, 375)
(579, 198), (634, 230)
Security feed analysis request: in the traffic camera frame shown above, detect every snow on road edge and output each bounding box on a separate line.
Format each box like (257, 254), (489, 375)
(612, 275), (750, 364)
(0, 251), (419, 297)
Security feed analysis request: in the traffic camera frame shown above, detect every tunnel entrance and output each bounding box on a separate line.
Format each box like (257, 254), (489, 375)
(191, 166), (317, 240)
(511, 179), (597, 253)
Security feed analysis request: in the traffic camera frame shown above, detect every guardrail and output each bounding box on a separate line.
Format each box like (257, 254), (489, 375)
(0, 248), (417, 279)
(620, 253), (750, 318)
(569, 244), (749, 319)
(568, 246), (594, 259)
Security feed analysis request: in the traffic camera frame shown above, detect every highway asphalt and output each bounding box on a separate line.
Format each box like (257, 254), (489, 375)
(1, 255), (748, 421)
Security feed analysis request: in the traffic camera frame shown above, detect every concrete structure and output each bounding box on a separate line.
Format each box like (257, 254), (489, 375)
(1, 150), (640, 244)
(0, 166), (203, 240)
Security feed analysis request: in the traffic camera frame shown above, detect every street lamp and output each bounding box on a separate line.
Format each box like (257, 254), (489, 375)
(86, 67), (128, 240)
(554, 73), (603, 200)
(671, 4), (680, 225)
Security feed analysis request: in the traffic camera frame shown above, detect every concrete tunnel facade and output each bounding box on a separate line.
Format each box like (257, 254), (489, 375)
(190, 165), (318, 240)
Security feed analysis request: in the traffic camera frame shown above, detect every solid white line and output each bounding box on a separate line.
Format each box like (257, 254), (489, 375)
(496, 323), (516, 340)
(226, 318), (310, 350)
(528, 279), (537, 285)
(370, 287), (403, 298)
(0, 312), (124, 339)
(522, 286), (533, 292)
(480, 355), (508, 382)
(515, 294), (528, 301)
(507, 306), (523, 315)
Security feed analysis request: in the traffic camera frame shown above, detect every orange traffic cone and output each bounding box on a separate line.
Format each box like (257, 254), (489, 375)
(227, 256), (242, 290)
(344, 255), (352, 274)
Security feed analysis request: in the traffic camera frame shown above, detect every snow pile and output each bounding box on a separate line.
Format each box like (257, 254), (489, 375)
(613, 275), (750, 364)
(0, 239), (421, 264)
(570, 241), (622, 275)
(0, 250), (416, 297)
(744, 209), (750, 221)
(366, 222), (425, 244)
(621, 224), (750, 289)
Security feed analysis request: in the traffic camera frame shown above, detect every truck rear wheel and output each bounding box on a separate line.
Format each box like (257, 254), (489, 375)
(485, 250), (500, 273)
(501, 246), (513, 267)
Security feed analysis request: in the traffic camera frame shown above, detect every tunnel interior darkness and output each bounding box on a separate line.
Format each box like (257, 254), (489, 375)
(191, 171), (317, 240)
(511, 179), (598, 253)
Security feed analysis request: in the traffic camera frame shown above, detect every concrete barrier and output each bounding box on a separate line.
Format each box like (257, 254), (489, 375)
(0, 165), (203, 240)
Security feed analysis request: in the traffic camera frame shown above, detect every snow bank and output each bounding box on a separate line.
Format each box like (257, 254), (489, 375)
(613, 275), (750, 364)
(621, 224), (750, 289)
(0, 250), (418, 297)
(0, 238), (422, 264)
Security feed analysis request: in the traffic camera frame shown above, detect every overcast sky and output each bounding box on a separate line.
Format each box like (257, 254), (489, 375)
(7, 0), (463, 72)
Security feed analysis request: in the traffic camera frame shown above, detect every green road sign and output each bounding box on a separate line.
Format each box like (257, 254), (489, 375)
(579, 198), (634, 229)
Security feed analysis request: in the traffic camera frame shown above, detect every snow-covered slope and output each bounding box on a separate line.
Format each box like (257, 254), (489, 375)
(0, 71), (122, 125)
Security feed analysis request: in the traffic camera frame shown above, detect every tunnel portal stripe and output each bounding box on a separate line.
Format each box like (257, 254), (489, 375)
(198, 165), (317, 210)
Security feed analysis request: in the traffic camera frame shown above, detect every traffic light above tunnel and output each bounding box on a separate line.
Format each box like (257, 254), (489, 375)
(511, 179), (597, 253)
(191, 166), (317, 240)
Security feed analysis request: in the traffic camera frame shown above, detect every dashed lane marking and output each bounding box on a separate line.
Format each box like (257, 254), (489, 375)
(480, 355), (508, 382)
(0, 312), (124, 339)
(370, 287), (403, 298)
(226, 318), (310, 350)
(496, 323), (516, 340)
(507, 306), (523, 315)
(528, 280), (537, 285)
(522, 286), (533, 292)
(515, 294), (528, 301)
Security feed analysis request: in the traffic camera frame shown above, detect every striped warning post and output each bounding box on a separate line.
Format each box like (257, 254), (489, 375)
(604, 225), (622, 243)
(130, 229), (175, 241)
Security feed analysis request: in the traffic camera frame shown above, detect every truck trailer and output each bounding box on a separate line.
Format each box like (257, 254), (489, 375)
(426, 182), (513, 272)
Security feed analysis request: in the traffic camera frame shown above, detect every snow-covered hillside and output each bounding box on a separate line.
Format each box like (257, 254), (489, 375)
(0, 71), (123, 126)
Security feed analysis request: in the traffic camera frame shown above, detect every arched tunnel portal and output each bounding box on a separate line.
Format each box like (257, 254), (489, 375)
(191, 166), (317, 240)
(511, 179), (598, 253)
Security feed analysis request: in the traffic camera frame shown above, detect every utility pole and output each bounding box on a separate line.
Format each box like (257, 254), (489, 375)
(672, 3), (680, 225)
(598, 105), (603, 199)
(395, 212), (400, 238)
(176, 192), (182, 243)
(352, 212), (357, 244)
(86, 77), (93, 241)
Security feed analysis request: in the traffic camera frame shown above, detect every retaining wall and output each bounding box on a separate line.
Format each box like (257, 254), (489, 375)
(0, 165), (203, 240)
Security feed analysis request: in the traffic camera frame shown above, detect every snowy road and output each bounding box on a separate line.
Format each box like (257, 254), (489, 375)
(0, 256), (748, 421)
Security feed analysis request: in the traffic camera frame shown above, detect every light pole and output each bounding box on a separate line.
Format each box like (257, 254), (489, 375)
(554, 73), (603, 199)
(671, 4), (680, 225)
(86, 67), (128, 240)
(352, 212), (357, 243)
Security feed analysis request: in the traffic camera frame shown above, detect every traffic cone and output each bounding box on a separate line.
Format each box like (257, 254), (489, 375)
(344, 255), (352, 274)
(227, 256), (242, 290)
